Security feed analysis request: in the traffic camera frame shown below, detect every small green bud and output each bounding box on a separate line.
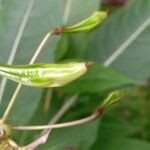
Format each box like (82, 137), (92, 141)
(62, 11), (107, 33)
(101, 90), (124, 109)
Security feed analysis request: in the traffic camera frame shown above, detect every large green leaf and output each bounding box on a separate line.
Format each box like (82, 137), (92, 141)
(87, 0), (150, 81)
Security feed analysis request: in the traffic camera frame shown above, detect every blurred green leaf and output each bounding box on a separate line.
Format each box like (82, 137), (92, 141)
(59, 63), (136, 93)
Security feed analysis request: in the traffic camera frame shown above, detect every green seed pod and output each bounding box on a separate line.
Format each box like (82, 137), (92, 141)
(101, 90), (124, 109)
(0, 62), (91, 88)
(62, 11), (107, 33)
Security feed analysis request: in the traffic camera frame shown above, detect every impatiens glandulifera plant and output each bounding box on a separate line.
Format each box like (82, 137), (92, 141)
(0, 11), (108, 149)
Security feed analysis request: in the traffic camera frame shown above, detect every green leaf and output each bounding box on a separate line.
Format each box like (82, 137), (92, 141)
(59, 63), (136, 93)
(87, 0), (150, 80)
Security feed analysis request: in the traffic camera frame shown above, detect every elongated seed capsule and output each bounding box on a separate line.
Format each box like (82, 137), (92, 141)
(0, 62), (91, 88)
(62, 11), (107, 33)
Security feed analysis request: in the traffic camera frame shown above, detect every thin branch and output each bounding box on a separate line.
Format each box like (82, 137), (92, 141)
(62, 0), (73, 26)
(22, 94), (78, 150)
(104, 17), (150, 67)
(0, 30), (55, 124)
(0, 0), (35, 104)
(12, 107), (103, 131)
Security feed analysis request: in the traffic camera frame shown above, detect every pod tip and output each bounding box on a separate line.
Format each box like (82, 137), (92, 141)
(85, 62), (93, 69)
(52, 28), (62, 35)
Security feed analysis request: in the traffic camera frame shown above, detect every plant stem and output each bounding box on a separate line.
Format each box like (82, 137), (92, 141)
(12, 107), (103, 131)
(0, 30), (55, 124)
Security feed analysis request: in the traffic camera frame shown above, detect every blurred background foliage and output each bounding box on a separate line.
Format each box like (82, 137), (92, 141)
(0, 0), (150, 149)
